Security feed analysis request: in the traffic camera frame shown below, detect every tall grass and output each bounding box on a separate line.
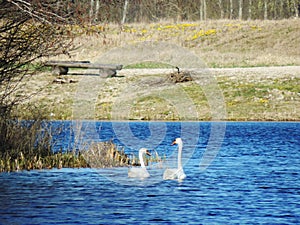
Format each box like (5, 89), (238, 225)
(0, 117), (128, 172)
(0, 117), (163, 172)
(80, 141), (164, 168)
(0, 118), (52, 172)
(81, 141), (130, 168)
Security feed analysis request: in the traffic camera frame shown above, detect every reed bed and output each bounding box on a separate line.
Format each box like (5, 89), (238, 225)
(81, 141), (164, 168)
(0, 151), (88, 172)
(0, 118), (132, 172)
(81, 141), (130, 168)
(0, 113), (164, 172)
(0, 141), (129, 172)
(0, 118), (89, 172)
(130, 149), (164, 168)
(0, 136), (164, 172)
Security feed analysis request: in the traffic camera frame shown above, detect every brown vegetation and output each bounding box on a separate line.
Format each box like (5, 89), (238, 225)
(55, 0), (300, 23)
(1, 1), (299, 172)
(54, 19), (300, 68)
(81, 141), (130, 168)
(167, 67), (193, 83)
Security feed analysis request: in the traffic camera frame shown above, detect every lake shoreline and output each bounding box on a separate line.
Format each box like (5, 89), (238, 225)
(18, 65), (298, 121)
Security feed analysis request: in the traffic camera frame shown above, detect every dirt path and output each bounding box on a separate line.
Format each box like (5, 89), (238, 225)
(18, 66), (300, 121)
(117, 66), (300, 77)
(90, 66), (300, 121)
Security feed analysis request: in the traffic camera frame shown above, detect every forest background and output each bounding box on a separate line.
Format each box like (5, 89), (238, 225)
(65, 0), (300, 23)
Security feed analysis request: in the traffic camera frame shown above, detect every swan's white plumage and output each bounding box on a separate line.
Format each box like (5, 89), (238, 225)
(128, 148), (151, 179)
(128, 167), (150, 178)
(163, 168), (186, 180)
(163, 138), (186, 181)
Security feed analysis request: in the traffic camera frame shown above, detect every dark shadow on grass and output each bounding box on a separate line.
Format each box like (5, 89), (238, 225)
(67, 72), (125, 78)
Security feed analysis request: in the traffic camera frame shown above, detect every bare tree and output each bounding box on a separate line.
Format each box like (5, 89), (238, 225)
(95, 0), (100, 22)
(203, 0), (207, 20)
(218, 0), (225, 19)
(88, 0), (102, 23)
(292, 0), (299, 17)
(0, 0), (74, 116)
(55, 0), (300, 22)
(89, 0), (94, 23)
(229, 0), (234, 19)
(248, 0), (252, 20)
(264, 0), (268, 19)
(274, 0), (278, 18)
(199, 0), (207, 20)
(239, 0), (243, 20)
(279, 0), (285, 18)
(122, 0), (129, 24)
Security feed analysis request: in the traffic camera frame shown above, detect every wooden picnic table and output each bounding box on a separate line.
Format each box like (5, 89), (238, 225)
(44, 61), (123, 77)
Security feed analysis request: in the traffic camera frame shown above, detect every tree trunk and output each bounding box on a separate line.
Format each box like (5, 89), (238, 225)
(230, 0), (233, 19)
(248, 0), (252, 20)
(199, 0), (203, 20)
(200, 0), (207, 20)
(121, 0), (129, 24)
(219, 0), (224, 19)
(89, 0), (94, 24)
(203, 0), (207, 20)
(279, 0), (284, 18)
(292, 0), (299, 18)
(264, 0), (268, 20)
(139, 0), (144, 22)
(239, 0), (243, 20)
(95, 0), (100, 22)
(271, 0), (277, 19)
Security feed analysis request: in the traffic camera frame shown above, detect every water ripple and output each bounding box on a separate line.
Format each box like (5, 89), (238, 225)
(0, 122), (300, 224)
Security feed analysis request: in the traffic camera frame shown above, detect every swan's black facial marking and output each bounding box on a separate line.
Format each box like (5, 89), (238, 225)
(171, 139), (177, 145)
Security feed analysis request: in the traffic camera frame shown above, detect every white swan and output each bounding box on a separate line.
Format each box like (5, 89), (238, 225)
(128, 148), (151, 179)
(163, 138), (186, 181)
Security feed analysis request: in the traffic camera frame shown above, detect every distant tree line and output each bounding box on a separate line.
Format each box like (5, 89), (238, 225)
(64, 0), (300, 24)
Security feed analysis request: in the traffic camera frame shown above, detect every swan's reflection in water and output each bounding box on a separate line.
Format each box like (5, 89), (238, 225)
(94, 166), (165, 186)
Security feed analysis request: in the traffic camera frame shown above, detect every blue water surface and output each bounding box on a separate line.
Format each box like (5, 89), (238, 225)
(0, 122), (299, 224)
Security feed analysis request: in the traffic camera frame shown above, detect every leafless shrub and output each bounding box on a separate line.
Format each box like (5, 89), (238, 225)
(0, 1), (76, 171)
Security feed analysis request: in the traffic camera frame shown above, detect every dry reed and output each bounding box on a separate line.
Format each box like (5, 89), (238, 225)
(81, 141), (130, 168)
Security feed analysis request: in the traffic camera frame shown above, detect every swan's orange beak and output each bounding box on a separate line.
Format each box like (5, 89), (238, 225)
(146, 150), (151, 156)
(171, 140), (177, 145)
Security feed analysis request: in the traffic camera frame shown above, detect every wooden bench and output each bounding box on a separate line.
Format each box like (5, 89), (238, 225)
(44, 61), (123, 77)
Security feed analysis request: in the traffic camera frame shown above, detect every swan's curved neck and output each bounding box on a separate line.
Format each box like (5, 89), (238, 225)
(177, 141), (183, 169)
(139, 151), (146, 168)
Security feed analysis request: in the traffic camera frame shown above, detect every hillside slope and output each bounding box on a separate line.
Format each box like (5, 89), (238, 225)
(57, 19), (300, 68)
(15, 20), (300, 121)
